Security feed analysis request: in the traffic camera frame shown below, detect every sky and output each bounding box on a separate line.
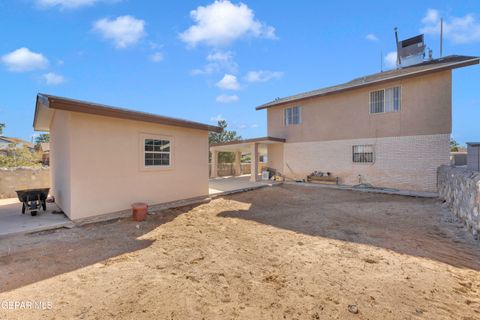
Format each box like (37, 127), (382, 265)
(0, 0), (479, 145)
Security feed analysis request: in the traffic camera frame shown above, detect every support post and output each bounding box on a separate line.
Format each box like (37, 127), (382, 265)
(234, 151), (241, 176)
(250, 143), (259, 182)
(211, 150), (218, 178)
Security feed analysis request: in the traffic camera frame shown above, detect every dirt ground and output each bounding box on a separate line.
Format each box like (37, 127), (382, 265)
(1, 184), (480, 320)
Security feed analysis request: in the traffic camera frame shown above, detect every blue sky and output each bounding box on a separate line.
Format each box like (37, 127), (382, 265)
(0, 0), (479, 144)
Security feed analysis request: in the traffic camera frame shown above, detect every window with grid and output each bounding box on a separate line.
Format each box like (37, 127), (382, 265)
(284, 106), (301, 126)
(352, 145), (374, 163)
(370, 87), (401, 113)
(144, 139), (171, 167)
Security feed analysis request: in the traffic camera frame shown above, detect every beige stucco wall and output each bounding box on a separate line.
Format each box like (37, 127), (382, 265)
(267, 71), (452, 142)
(50, 110), (72, 214)
(267, 143), (284, 174)
(282, 134), (450, 192)
(50, 111), (209, 220)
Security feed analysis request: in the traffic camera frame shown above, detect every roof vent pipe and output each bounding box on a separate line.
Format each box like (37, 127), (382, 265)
(394, 27), (401, 67)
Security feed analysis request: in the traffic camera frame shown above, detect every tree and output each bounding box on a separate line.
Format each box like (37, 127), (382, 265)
(450, 138), (460, 152)
(209, 120), (241, 144)
(209, 120), (241, 163)
(0, 123), (5, 135)
(35, 133), (50, 144)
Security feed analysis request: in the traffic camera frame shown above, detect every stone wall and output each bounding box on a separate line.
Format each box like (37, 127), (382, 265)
(438, 165), (480, 238)
(0, 167), (50, 199)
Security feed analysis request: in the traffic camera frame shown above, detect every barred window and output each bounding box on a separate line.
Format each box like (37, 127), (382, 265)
(353, 145), (374, 163)
(370, 87), (401, 113)
(144, 139), (171, 167)
(284, 106), (301, 126)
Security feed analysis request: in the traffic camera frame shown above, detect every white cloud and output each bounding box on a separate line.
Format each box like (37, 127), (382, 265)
(420, 9), (480, 44)
(149, 52), (164, 62)
(93, 15), (146, 48)
(245, 70), (283, 83)
(250, 123), (258, 128)
(421, 8), (440, 25)
(216, 94), (239, 103)
(384, 51), (397, 69)
(365, 33), (379, 41)
(36, 0), (118, 9)
(207, 50), (232, 62)
(1, 47), (48, 72)
(192, 50), (238, 75)
(180, 0), (276, 47)
(43, 72), (65, 85)
(216, 74), (240, 90)
(236, 123), (247, 129)
(210, 114), (225, 122)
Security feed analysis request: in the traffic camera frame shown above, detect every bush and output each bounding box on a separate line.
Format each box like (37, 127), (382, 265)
(0, 147), (42, 168)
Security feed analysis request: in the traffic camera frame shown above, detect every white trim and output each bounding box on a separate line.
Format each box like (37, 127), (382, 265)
(139, 133), (175, 171)
(284, 106), (302, 126)
(369, 85), (402, 114)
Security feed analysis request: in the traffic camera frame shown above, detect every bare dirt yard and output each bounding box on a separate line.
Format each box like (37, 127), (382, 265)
(1, 184), (480, 319)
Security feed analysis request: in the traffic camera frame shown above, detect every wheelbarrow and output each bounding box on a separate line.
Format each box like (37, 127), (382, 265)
(15, 188), (50, 216)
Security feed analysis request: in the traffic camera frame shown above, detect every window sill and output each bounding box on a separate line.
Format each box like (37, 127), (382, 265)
(139, 165), (174, 172)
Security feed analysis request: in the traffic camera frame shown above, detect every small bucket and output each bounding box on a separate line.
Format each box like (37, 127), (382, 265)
(132, 203), (148, 222)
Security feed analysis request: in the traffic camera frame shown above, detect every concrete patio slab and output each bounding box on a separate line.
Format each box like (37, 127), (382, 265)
(0, 198), (72, 237)
(209, 175), (279, 196)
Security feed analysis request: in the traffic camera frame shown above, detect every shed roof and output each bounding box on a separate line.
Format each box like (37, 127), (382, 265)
(256, 55), (479, 110)
(33, 94), (222, 133)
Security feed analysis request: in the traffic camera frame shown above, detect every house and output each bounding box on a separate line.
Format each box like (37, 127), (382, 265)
(211, 52), (479, 192)
(467, 143), (480, 171)
(39, 142), (50, 165)
(0, 136), (34, 155)
(33, 94), (221, 221)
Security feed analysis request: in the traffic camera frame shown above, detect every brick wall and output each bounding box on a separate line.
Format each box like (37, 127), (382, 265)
(0, 167), (50, 199)
(281, 134), (450, 192)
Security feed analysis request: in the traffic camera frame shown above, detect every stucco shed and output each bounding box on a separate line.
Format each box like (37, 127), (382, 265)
(33, 94), (221, 221)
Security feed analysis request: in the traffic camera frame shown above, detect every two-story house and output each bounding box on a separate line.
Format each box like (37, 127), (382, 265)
(210, 54), (479, 192)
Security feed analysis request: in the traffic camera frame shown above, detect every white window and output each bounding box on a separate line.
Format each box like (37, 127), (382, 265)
(370, 87), (401, 114)
(144, 139), (171, 167)
(353, 145), (374, 163)
(284, 106), (301, 126)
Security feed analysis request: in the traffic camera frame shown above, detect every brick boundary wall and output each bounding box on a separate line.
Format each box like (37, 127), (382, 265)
(438, 165), (480, 238)
(282, 134), (450, 192)
(0, 167), (50, 199)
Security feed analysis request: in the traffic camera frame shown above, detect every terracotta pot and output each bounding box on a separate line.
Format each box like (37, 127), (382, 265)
(132, 203), (148, 222)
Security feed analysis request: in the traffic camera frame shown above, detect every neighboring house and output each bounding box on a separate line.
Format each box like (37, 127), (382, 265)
(0, 136), (34, 155)
(39, 142), (50, 165)
(467, 143), (480, 171)
(211, 54), (479, 192)
(33, 94), (221, 221)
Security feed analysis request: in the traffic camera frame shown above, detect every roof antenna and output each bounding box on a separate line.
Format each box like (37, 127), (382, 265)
(380, 50), (383, 72)
(394, 27), (401, 67)
(440, 18), (443, 58)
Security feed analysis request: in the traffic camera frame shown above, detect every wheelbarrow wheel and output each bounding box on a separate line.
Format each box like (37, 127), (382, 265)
(42, 200), (47, 211)
(22, 203), (26, 214)
(31, 211), (37, 216)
